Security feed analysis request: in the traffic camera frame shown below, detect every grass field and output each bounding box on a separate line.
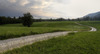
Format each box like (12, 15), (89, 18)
(0, 21), (89, 40)
(2, 21), (100, 54)
(79, 21), (100, 31)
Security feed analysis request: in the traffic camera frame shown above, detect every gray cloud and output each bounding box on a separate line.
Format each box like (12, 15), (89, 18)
(0, 0), (31, 17)
(0, 0), (100, 18)
(0, 0), (66, 18)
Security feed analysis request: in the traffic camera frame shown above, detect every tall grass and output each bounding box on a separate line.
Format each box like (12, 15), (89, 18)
(2, 21), (100, 54)
(3, 31), (100, 54)
(0, 21), (89, 40)
(79, 21), (100, 31)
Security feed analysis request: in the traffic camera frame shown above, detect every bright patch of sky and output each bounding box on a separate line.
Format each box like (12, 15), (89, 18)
(0, 0), (100, 19)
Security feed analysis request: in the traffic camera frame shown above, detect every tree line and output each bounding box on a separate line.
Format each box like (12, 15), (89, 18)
(0, 13), (70, 26)
(0, 16), (22, 25)
(81, 16), (100, 21)
(74, 16), (100, 21)
(1, 12), (100, 27)
(34, 18), (70, 22)
(0, 13), (34, 27)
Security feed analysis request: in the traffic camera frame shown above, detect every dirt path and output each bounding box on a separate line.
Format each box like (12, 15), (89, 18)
(0, 22), (97, 53)
(75, 22), (97, 31)
(89, 27), (97, 31)
(0, 31), (72, 53)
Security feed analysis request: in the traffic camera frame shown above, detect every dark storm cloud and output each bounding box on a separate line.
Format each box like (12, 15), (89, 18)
(0, 0), (47, 17)
(0, 0), (70, 18)
(0, 0), (31, 17)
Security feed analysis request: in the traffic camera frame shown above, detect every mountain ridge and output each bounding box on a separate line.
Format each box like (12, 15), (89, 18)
(84, 11), (100, 18)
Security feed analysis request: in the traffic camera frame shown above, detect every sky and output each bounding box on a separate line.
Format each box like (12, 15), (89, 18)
(0, 0), (100, 19)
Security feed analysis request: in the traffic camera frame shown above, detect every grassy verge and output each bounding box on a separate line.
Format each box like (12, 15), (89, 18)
(78, 21), (100, 31)
(0, 21), (89, 40)
(2, 21), (100, 54)
(3, 31), (100, 54)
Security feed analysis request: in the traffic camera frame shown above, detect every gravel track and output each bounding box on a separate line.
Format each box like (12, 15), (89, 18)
(89, 27), (97, 31)
(75, 22), (97, 31)
(0, 22), (97, 53)
(0, 31), (71, 53)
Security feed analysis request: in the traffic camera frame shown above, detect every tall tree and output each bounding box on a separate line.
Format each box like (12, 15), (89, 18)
(22, 12), (33, 27)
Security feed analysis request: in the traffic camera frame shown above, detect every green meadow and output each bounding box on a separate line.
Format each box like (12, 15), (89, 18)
(0, 21), (89, 40)
(79, 21), (100, 31)
(2, 21), (100, 54)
